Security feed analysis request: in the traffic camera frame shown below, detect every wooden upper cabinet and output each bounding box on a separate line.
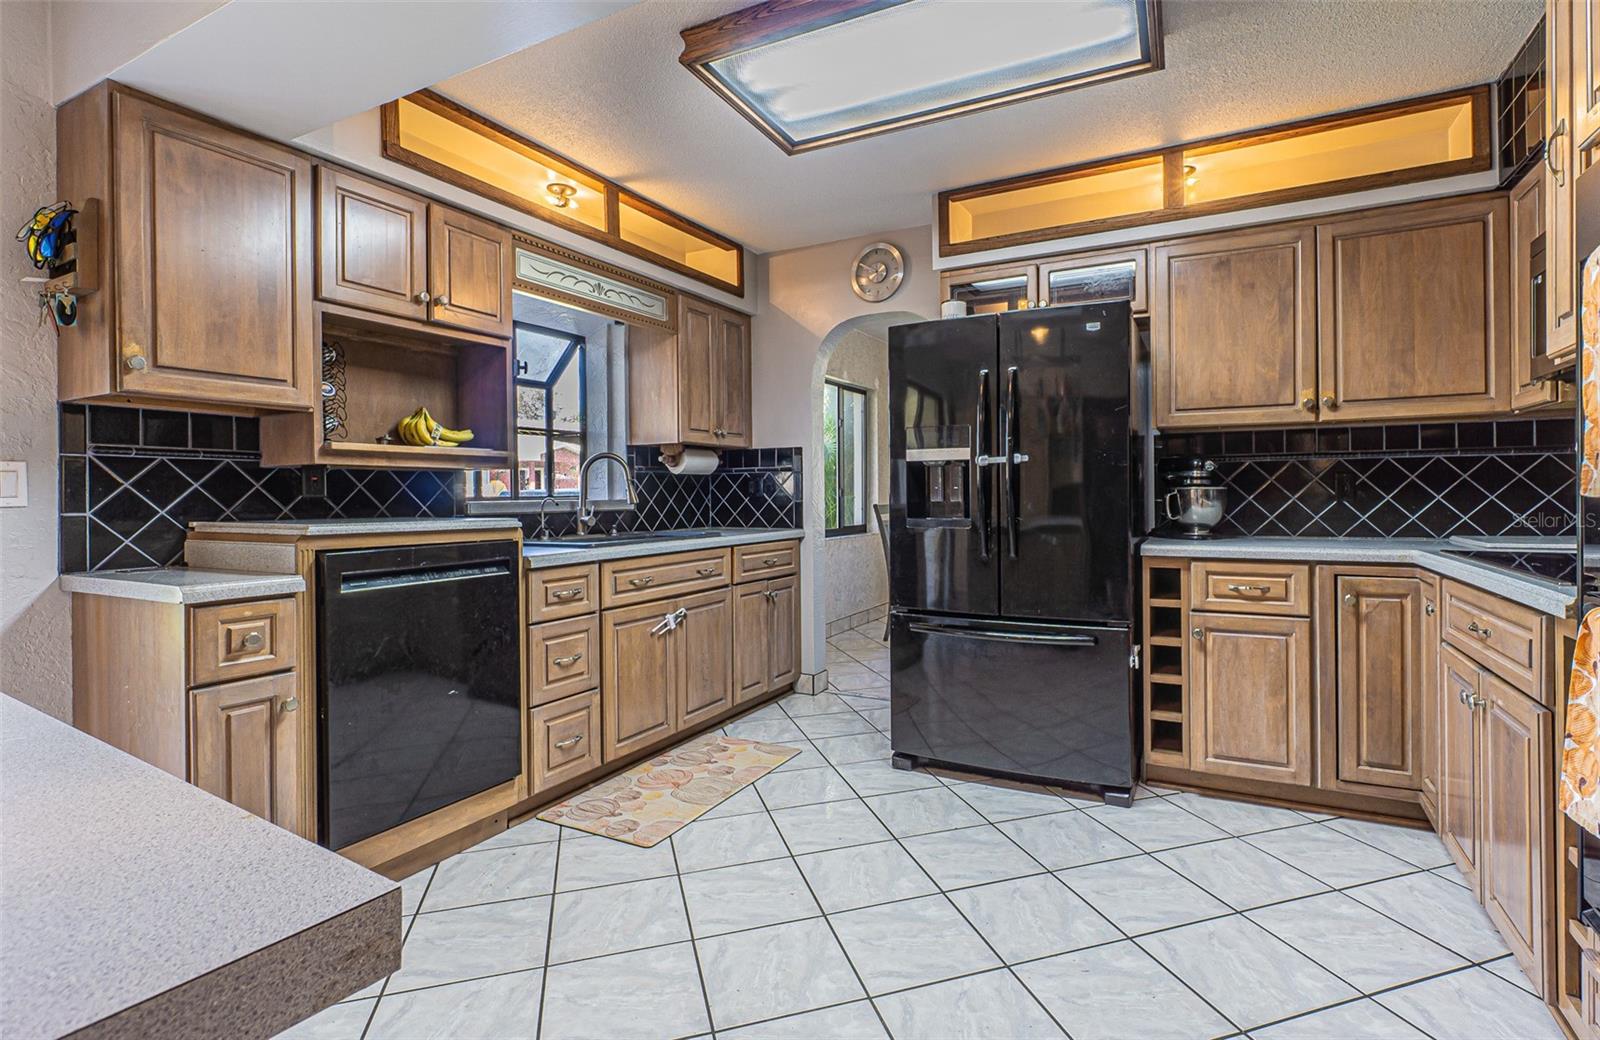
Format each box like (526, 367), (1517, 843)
(1439, 642), (1482, 888)
(106, 90), (313, 410)
(1316, 195), (1508, 422)
(1479, 670), (1553, 994)
(1152, 225), (1317, 430)
(717, 309), (752, 447)
(1509, 166), (1562, 411)
(1333, 575), (1424, 791)
(1574, 0), (1600, 154)
(1189, 611), (1313, 785)
(679, 296), (720, 443)
(428, 204), (512, 337)
(317, 167), (428, 321)
(1552, 0), (1582, 362)
(189, 672), (304, 835)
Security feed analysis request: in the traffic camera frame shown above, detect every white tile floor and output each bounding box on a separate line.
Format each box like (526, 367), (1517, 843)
(282, 623), (1563, 1040)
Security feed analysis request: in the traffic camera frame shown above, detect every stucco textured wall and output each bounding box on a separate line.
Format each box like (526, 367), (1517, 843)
(1, 1), (70, 718)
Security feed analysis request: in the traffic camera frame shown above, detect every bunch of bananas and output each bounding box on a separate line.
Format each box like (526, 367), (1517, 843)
(397, 406), (474, 447)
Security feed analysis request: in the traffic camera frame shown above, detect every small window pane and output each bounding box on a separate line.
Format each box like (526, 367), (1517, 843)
(825, 381), (868, 535)
(518, 433), (549, 494)
(516, 384), (547, 427)
(516, 326), (576, 382)
(551, 360), (583, 431)
(551, 436), (583, 495)
(824, 384), (840, 529)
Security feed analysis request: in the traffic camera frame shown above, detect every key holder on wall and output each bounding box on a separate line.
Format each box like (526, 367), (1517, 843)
(15, 199), (98, 330)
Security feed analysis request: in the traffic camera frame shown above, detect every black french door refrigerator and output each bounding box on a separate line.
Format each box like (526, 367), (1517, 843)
(888, 304), (1136, 804)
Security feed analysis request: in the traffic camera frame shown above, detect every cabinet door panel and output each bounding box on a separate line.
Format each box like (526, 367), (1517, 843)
(1420, 584), (1442, 821)
(733, 582), (771, 703)
(1191, 612), (1313, 784)
(1152, 225), (1316, 429)
(190, 672), (302, 834)
(1316, 197), (1508, 421)
(317, 167), (428, 320)
(1481, 671), (1553, 994)
(1335, 575), (1424, 790)
(1575, 0), (1600, 158)
(766, 576), (800, 691)
(428, 205), (511, 336)
(678, 296), (719, 444)
(717, 311), (752, 447)
(601, 601), (678, 761)
(115, 93), (312, 409)
(678, 589), (733, 729)
(1439, 643), (1482, 888)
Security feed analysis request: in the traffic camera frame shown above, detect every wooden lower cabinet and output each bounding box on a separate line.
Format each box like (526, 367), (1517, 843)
(733, 575), (800, 703)
(1332, 574), (1425, 791)
(1419, 583), (1442, 822)
(1480, 669), (1553, 993)
(189, 672), (304, 834)
(529, 691), (601, 793)
(1190, 611), (1313, 785)
(677, 589), (734, 729)
(600, 599), (679, 761)
(1439, 642), (1483, 887)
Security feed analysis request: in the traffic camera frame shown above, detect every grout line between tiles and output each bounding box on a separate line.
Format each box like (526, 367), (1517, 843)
(532, 838), (560, 1040)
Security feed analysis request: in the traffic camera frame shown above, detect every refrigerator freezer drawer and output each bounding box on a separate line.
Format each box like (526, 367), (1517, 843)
(889, 613), (1135, 790)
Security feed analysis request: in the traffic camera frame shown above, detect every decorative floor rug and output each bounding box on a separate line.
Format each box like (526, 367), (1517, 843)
(536, 732), (802, 846)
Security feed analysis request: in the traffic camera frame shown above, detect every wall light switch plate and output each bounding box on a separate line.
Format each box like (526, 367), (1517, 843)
(0, 462), (26, 508)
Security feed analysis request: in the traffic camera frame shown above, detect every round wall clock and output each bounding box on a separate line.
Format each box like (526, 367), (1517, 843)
(851, 242), (905, 302)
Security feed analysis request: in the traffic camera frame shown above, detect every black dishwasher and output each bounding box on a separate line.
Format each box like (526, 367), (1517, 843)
(316, 540), (521, 850)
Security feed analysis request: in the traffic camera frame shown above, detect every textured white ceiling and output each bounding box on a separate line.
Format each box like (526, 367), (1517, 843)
(437, 0), (1540, 254)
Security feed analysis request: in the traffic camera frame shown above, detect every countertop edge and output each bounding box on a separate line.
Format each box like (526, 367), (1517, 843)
(58, 570), (307, 605)
(1139, 538), (1575, 616)
(188, 518), (524, 537)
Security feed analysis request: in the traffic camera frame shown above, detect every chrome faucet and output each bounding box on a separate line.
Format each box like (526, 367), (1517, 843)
(575, 452), (638, 536)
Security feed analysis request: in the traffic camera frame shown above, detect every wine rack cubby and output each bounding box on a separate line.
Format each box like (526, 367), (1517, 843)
(1142, 558), (1188, 769)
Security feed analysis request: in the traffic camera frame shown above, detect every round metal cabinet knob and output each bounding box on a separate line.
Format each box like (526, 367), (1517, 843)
(415, 291), (431, 303)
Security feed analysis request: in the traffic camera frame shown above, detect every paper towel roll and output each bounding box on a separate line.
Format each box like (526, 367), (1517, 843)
(661, 447), (720, 475)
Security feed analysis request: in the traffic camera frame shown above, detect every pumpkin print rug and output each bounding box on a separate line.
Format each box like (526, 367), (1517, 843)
(536, 733), (801, 846)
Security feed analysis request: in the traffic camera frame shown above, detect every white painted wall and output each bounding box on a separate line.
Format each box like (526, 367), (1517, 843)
(1, 0), (70, 718)
(753, 226), (936, 676)
(822, 328), (890, 627)
(49, 0), (226, 103)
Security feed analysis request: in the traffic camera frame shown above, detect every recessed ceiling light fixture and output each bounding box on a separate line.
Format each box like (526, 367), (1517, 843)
(680, 0), (1164, 154)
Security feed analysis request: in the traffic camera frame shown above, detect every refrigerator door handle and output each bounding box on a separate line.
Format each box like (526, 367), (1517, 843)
(1002, 366), (1021, 558)
(907, 622), (1098, 647)
(975, 367), (992, 560)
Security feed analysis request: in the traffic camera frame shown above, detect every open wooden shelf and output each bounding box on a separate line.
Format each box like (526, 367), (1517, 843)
(1142, 559), (1190, 769)
(261, 304), (511, 470)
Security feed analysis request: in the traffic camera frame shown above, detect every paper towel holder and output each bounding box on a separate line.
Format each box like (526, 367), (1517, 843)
(658, 444), (721, 475)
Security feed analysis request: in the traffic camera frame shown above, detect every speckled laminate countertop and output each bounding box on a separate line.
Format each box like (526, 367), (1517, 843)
(189, 517), (522, 537)
(58, 567), (305, 604)
(1140, 537), (1577, 616)
(522, 527), (805, 568)
(0, 695), (400, 1039)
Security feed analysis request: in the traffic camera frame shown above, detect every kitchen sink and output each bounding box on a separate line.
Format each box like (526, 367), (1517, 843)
(527, 529), (723, 549)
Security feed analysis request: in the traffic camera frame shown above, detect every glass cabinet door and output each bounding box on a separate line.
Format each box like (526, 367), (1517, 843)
(941, 264), (1038, 314)
(1040, 248), (1146, 312)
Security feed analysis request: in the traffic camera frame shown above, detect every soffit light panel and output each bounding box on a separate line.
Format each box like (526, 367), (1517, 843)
(680, 0), (1164, 154)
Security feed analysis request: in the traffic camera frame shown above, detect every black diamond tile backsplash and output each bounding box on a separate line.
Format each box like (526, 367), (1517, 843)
(1155, 418), (1576, 539)
(60, 404), (459, 572)
(60, 405), (804, 572)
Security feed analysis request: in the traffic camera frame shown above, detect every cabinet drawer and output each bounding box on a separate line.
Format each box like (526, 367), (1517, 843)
(1189, 561), (1310, 616)
(528, 615), (599, 707)
(529, 690), (601, 793)
(528, 564), (599, 623)
(602, 549), (730, 607)
(1441, 580), (1542, 697)
(733, 541), (799, 583)
(188, 597), (299, 687)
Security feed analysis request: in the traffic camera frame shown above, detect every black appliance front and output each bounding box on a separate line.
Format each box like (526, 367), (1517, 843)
(889, 613), (1136, 794)
(888, 307), (1132, 624)
(316, 540), (521, 850)
(996, 306), (1132, 622)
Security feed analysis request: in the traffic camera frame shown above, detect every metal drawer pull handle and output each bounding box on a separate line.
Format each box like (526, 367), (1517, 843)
(1226, 583), (1271, 594)
(696, 566), (718, 576)
(280, 696), (299, 714)
(553, 735), (584, 750)
(240, 631), (266, 652)
(1466, 621), (1492, 639)
(762, 557), (780, 566)
(551, 587), (584, 600)
(553, 652), (584, 667)
(629, 576), (656, 587)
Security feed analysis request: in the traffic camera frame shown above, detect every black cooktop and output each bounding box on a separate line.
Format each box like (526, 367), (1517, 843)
(1437, 548), (1584, 586)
